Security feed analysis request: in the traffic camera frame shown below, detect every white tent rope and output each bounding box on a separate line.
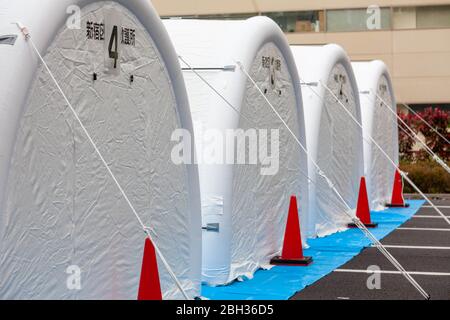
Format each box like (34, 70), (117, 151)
(235, 62), (430, 299)
(401, 102), (450, 146)
(16, 23), (190, 300)
(322, 83), (450, 228)
(362, 92), (450, 221)
(234, 62), (351, 211)
(361, 93), (440, 169)
(179, 55), (338, 228)
(363, 93), (450, 174)
(321, 82), (450, 227)
(179, 55), (350, 226)
(179, 53), (346, 227)
(398, 121), (450, 172)
(374, 92), (450, 175)
(397, 112), (438, 159)
(178, 56), (253, 125)
(369, 94), (450, 226)
(177, 55), (315, 186)
(176, 53), (430, 299)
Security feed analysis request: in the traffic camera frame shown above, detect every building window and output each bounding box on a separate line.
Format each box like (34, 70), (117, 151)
(326, 8), (391, 32)
(195, 13), (255, 21)
(162, 13), (254, 20)
(394, 5), (450, 30)
(393, 7), (416, 29)
(264, 11), (325, 33)
(163, 5), (450, 32)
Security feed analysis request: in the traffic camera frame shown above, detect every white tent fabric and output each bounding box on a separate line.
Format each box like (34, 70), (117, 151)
(0, 0), (201, 299)
(291, 44), (364, 238)
(164, 17), (308, 285)
(352, 61), (398, 211)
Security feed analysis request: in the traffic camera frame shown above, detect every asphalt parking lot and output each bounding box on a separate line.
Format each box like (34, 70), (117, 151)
(291, 195), (450, 300)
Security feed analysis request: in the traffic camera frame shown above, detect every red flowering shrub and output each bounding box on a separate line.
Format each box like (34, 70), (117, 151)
(399, 107), (450, 193)
(415, 107), (450, 160)
(398, 111), (416, 161)
(398, 107), (450, 161)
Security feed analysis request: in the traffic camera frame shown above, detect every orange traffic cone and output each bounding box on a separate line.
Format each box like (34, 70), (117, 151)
(270, 195), (312, 266)
(348, 177), (378, 228)
(386, 170), (409, 208)
(137, 238), (162, 300)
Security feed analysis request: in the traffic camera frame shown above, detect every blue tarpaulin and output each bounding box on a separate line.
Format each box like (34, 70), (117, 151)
(201, 200), (425, 300)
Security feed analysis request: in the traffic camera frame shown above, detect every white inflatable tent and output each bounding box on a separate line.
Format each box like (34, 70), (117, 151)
(352, 61), (398, 210)
(0, 0), (201, 299)
(291, 44), (364, 237)
(163, 17), (309, 285)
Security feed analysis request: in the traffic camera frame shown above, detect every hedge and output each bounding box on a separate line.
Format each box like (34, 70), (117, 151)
(400, 160), (450, 194)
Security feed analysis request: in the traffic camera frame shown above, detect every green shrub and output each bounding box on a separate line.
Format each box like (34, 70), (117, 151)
(400, 160), (450, 193)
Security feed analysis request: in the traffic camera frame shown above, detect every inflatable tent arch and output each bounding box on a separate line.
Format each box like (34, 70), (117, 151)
(352, 60), (398, 210)
(291, 44), (364, 238)
(0, 0), (201, 299)
(163, 17), (309, 285)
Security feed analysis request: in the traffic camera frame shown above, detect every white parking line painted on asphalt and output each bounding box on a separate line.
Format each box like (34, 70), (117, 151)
(372, 244), (450, 250)
(413, 215), (450, 219)
(423, 205), (450, 209)
(397, 227), (450, 232)
(335, 269), (450, 276)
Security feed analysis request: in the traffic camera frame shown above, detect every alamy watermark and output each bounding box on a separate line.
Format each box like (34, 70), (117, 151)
(66, 265), (82, 290)
(366, 265), (381, 290)
(367, 5), (382, 30)
(171, 122), (280, 176)
(66, 5), (81, 30)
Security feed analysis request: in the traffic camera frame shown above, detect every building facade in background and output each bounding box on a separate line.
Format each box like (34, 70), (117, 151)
(152, 0), (450, 108)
